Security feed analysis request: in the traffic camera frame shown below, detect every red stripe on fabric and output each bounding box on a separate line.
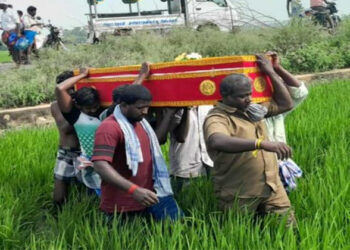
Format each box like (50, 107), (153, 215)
(76, 72), (273, 105)
(151, 62), (257, 74)
(89, 70), (139, 78)
(88, 62), (258, 78)
(91, 155), (113, 162)
(94, 149), (115, 153)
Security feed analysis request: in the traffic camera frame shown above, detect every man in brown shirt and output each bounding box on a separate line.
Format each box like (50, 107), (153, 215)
(203, 55), (296, 225)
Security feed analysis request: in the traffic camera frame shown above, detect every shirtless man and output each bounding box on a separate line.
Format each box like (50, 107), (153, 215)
(51, 71), (80, 206)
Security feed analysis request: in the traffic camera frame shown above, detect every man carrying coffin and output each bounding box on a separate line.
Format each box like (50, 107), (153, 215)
(92, 85), (183, 221)
(203, 54), (296, 227)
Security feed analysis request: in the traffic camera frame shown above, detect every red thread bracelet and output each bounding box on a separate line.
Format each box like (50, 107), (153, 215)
(128, 184), (139, 194)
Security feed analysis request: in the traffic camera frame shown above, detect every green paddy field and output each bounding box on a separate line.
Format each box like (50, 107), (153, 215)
(0, 80), (349, 249)
(0, 50), (11, 64)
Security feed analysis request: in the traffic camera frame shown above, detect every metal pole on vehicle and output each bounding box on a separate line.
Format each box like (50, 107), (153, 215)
(89, 2), (93, 19)
(137, 1), (141, 16)
(229, 6), (234, 31)
(129, 4), (132, 13)
(167, 0), (171, 14)
(88, 1), (95, 39)
(183, 0), (189, 26)
(93, 0), (98, 19)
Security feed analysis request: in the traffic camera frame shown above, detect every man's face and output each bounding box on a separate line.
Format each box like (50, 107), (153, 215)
(29, 9), (36, 17)
(226, 82), (252, 111)
(123, 100), (151, 123)
(79, 103), (100, 117)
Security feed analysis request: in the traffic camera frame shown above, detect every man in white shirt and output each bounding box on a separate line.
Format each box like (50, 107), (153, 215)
(264, 52), (308, 192)
(169, 105), (214, 194)
(0, 0), (21, 65)
(23, 6), (42, 33)
(22, 6), (42, 61)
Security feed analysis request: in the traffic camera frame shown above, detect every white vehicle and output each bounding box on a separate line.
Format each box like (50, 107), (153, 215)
(87, 0), (240, 42)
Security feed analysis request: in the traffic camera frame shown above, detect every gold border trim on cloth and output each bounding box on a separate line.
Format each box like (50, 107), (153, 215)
(78, 68), (260, 83)
(100, 97), (271, 107)
(73, 55), (257, 75)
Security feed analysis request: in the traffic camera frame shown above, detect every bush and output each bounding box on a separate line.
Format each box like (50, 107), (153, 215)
(282, 41), (347, 73)
(268, 19), (328, 54)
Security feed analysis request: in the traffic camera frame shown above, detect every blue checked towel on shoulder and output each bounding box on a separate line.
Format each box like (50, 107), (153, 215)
(279, 159), (302, 192)
(114, 105), (173, 197)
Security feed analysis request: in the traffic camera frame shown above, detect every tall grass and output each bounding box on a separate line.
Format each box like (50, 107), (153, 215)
(0, 51), (11, 63)
(1, 19), (350, 109)
(0, 80), (349, 249)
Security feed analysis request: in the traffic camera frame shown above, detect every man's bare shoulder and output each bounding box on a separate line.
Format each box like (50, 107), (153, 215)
(50, 101), (65, 121)
(50, 101), (59, 113)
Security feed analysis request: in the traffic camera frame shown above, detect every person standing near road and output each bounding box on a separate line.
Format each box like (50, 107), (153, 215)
(287, 0), (304, 18)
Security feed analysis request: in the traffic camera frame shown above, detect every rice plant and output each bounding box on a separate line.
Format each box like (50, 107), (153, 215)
(0, 80), (349, 249)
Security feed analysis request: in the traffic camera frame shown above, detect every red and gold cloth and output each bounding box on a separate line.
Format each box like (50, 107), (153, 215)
(74, 55), (273, 107)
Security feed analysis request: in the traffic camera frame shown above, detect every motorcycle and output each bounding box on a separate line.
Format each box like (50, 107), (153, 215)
(326, 1), (341, 27)
(44, 24), (68, 50)
(306, 1), (341, 32)
(35, 22), (68, 51)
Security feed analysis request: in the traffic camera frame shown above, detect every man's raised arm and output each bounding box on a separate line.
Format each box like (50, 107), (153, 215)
(55, 68), (88, 113)
(268, 52), (302, 88)
(132, 62), (150, 85)
(256, 54), (293, 117)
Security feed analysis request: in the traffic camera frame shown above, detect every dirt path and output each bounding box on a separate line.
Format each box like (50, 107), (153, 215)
(0, 62), (34, 73)
(0, 63), (15, 73)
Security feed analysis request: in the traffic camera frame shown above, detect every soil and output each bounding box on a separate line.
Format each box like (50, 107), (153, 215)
(0, 104), (53, 131)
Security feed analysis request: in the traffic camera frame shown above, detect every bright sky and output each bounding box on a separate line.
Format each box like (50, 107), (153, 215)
(9, 0), (350, 29)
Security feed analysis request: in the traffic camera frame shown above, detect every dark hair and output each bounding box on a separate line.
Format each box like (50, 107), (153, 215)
(104, 85), (129, 116)
(75, 87), (100, 107)
(120, 85), (152, 104)
(220, 74), (251, 97)
(112, 84), (128, 104)
(56, 71), (74, 84)
(17, 10), (23, 16)
(27, 6), (36, 13)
